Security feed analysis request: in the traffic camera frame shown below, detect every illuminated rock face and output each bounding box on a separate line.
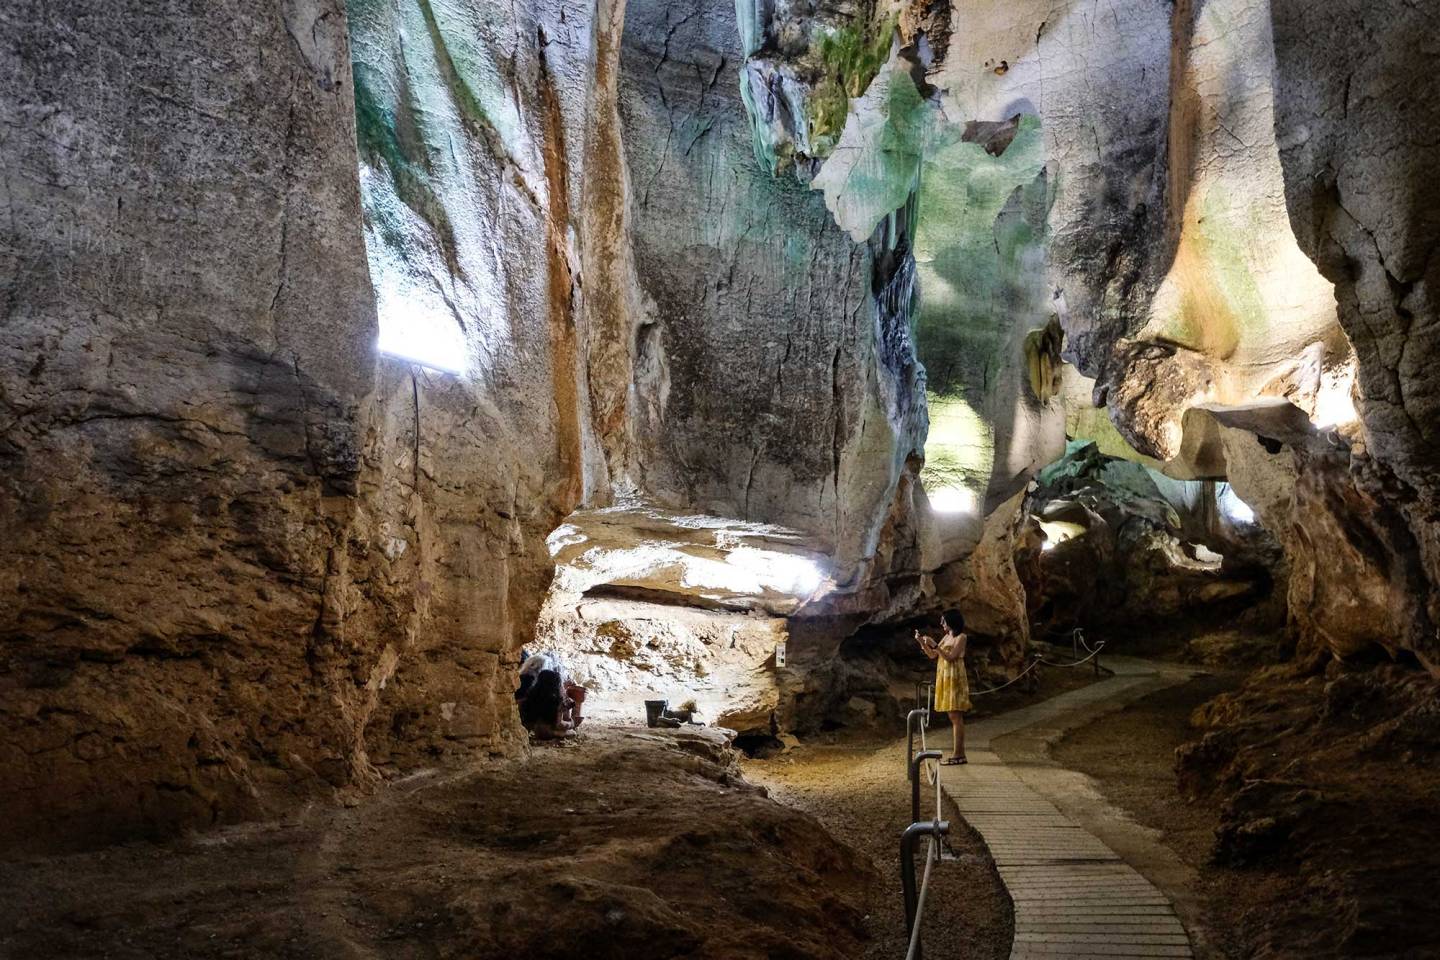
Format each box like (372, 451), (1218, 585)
(614, 0), (921, 577)
(1267, 0), (1440, 673)
(922, 0), (1353, 463)
(535, 503), (827, 733)
(913, 114), (1060, 559)
(0, 0), (928, 841)
(1101, 0), (1349, 460)
(1019, 440), (1277, 643)
(0, 0), (591, 844)
(3, 0), (1436, 845)
(1270, 0), (1440, 506)
(929, 0), (1174, 377)
(1177, 405), (1439, 672)
(729, 0), (1436, 671)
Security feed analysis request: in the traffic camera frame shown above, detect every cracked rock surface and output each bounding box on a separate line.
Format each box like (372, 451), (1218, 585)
(4, 0), (1440, 848)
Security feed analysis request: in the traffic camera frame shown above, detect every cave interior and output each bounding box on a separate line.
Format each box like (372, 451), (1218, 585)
(3, 0), (1438, 958)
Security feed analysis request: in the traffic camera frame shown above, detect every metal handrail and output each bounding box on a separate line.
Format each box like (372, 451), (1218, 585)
(900, 818), (949, 960)
(909, 750), (942, 824)
(899, 631), (1113, 957)
(905, 707), (928, 773)
(901, 699), (946, 960)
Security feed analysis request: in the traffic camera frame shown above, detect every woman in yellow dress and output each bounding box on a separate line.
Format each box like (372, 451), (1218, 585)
(916, 614), (971, 764)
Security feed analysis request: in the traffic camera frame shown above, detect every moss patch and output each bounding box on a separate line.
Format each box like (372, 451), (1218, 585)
(808, 16), (896, 154)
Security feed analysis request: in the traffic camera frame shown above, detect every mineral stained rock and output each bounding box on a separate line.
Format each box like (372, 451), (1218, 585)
(5, 0), (1439, 848)
(3, 0), (387, 844)
(1018, 440), (1274, 642)
(618, 0), (922, 580)
(1181, 404), (1438, 671)
(0, 0), (931, 843)
(1, 0), (589, 844)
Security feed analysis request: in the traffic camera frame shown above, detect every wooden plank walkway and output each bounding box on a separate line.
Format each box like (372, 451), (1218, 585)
(935, 665), (1196, 960)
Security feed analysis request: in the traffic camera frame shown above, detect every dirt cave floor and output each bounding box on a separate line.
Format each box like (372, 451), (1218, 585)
(1051, 667), (1440, 960)
(0, 665), (1103, 960)
(740, 733), (1013, 960)
(2, 727), (878, 960)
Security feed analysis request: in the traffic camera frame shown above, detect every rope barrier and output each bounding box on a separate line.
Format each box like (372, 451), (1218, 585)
(968, 655), (1043, 696)
(904, 836), (938, 960)
(899, 630), (1108, 958)
(1037, 644), (1105, 669)
(916, 718), (934, 787)
(935, 742), (942, 810)
(966, 635), (1109, 697)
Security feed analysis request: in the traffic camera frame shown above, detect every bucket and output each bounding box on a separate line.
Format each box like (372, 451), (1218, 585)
(644, 699), (669, 727)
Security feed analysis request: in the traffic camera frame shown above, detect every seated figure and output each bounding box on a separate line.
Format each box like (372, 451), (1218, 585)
(515, 652), (586, 738)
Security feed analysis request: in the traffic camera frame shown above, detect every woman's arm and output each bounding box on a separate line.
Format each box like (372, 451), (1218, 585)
(916, 630), (940, 660)
(940, 633), (968, 661)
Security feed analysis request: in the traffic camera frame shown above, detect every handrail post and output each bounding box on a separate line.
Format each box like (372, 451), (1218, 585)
(910, 750), (941, 824)
(905, 708), (926, 773)
(905, 681), (931, 774)
(912, 680), (932, 722)
(900, 819), (950, 960)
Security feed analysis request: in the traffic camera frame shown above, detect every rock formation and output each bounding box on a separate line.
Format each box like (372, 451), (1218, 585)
(1018, 439), (1275, 642)
(3, 0), (1438, 847)
(1, 0), (591, 844)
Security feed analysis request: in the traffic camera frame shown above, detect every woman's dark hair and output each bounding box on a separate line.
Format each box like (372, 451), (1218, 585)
(943, 610), (965, 632)
(519, 669), (564, 728)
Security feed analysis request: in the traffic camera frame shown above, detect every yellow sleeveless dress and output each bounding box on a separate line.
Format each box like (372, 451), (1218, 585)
(934, 645), (972, 713)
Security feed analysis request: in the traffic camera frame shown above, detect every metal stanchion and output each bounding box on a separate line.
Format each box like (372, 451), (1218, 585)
(905, 708), (926, 773)
(900, 818), (950, 960)
(909, 750), (941, 824)
(905, 681), (932, 773)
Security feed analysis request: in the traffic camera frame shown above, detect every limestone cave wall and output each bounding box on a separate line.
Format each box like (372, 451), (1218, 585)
(614, 0), (924, 578)
(3, 0), (1437, 849)
(1254, 0), (1440, 671)
(0, 0), (589, 846)
(0, 0), (929, 846)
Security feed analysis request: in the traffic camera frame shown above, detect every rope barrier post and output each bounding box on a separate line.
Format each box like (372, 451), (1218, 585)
(905, 708), (925, 774)
(910, 749), (941, 824)
(906, 681), (932, 775)
(900, 819), (950, 960)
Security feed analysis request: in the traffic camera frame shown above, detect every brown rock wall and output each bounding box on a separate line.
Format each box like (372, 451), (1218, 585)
(0, 0), (583, 845)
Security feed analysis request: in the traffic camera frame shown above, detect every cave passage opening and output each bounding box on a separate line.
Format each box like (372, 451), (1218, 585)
(525, 502), (833, 736)
(1019, 439), (1280, 660)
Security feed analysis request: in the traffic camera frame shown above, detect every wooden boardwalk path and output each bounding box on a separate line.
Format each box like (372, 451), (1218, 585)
(936, 661), (1197, 960)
